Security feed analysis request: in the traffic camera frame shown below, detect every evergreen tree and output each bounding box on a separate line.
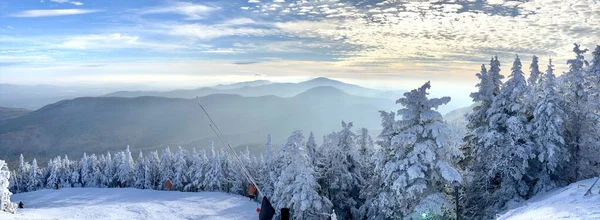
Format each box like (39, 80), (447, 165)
(531, 59), (569, 193)
(0, 160), (17, 213)
(159, 147), (174, 190)
(80, 153), (91, 187)
(133, 151), (145, 189)
(144, 151), (161, 190)
(259, 135), (276, 199)
(306, 132), (318, 167)
(117, 146), (135, 187)
(273, 131), (332, 220)
(468, 56), (533, 219)
(27, 159), (42, 192)
(172, 147), (189, 191)
(16, 154), (30, 193)
(372, 82), (462, 219)
(203, 143), (226, 192)
(322, 121), (364, 217)
(46, 157), (60, 188)
(559, 44), (598, 180)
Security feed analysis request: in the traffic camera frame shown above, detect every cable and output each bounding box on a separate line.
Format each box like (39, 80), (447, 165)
(197, 97), (264, 197)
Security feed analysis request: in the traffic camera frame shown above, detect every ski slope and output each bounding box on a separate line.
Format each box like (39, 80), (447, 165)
(498, 178), (600, 220)
(1, 188), (258, 220)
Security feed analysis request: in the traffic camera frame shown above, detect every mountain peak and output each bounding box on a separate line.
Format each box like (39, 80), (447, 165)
(294, 86), (349, 98)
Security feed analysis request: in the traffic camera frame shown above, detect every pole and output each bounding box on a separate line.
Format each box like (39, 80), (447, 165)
(454, 182), (460, 220)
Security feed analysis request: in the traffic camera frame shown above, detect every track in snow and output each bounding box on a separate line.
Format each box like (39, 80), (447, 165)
(2, 188), (259, 220)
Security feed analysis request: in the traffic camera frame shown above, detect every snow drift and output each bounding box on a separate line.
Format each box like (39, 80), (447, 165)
(498, 178), (600, 220)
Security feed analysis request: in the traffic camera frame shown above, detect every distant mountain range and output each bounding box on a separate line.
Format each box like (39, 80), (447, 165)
(0, 84), (110, 110)
(0, 107), (31, 120)
(105, 77), (406, 100)
(0, 86), (396, 165)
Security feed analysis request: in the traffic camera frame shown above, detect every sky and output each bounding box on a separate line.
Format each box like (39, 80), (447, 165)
(0, 0), (599, 103)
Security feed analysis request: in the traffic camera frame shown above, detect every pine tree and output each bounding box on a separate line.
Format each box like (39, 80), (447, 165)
(117, 146), (135, 187)
(16, 155), (30, 193)
(0, 160), (17, 213)
(531, 59), (569, 193)
(144, 151), (161, 190)
(80, 153), (91, 187)
(306, 132), (318, 167)
(259, 135), (276, 199)
(559, 43), (598, 180)
(527, 55), (543, 108)
(203, 143), (226, 192)
(102, 152), (115, 187)
(185, 149), (206, 192)
(372, 82), (462, 219)
(356, 127), (374, 164)
(27, 159), (42, 192)
(468, 56), (533, 219)
(133, 151), (145, 189)
(463, 58), (503, 171)
(321, 121), (364, 217)
(69, 159), (80, 187)
(273, 131), (332, 220)
(172, 147), (189, 191)
(159, 147), (174, 190)
(46, 157), (60, 188)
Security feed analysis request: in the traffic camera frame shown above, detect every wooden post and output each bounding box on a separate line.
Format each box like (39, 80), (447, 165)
(281, 208), (290, 220)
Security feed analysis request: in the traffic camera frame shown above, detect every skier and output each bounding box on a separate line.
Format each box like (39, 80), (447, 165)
(18, 201), (24, 209)
(54, 182), (59, 190)
(248, 183), (257, 201)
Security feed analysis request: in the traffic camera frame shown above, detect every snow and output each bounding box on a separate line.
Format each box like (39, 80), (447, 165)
(1, 188), (258, 220)
(498, 178), (600, 220)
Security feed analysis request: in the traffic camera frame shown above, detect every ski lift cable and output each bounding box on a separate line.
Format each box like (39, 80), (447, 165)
(209, 123), (260, 193)
(200, 101), (261, 195)
(197, 97), (263, 196)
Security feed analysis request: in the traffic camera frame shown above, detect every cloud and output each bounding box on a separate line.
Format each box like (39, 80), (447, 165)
(52, 33), (185, 50)
(140, 2), (218, 20)
(9, 9), (98, 17)
(49, 0), (83, 6)
(167, 23), (273, 40)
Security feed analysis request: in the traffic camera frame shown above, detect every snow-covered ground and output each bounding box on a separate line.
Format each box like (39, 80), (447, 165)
(1, 188), (258, 220)
(498, 178), (600, 220)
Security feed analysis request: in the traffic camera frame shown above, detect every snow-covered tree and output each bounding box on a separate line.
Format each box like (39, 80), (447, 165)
(185, 149), (206, 192)
(558, 44), (600, 180)
(463, 59), (503, 171)
(258, 135), (276, 199)
(203, 143), (226, 192)
(0, 160), (17, 213)
(306, 132), (318, 167)
(321, 121), (364, 217)
(16, 155), (30, 193)
(371, 81), (462, 219)
(273, 130), (332, 220)
(117, 146), (134, 187)
(133, 151), (145, 189)
(80, 153), (92, 187)
(46, 157), (60, 188)
(159, 148), (174, 190)
(102, 152), (115, 187)
(356, 127), (374, 163)
(172, 147), (188, 191)
(144, 151), (161, 190)
(531, 59), (569, 193)
(27, 159), (42, 192)
(467, 56), (533, 219)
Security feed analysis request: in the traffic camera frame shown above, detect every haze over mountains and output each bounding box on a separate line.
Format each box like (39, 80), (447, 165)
(0, 77), (471, 166)
(105, 77), (405, 100)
